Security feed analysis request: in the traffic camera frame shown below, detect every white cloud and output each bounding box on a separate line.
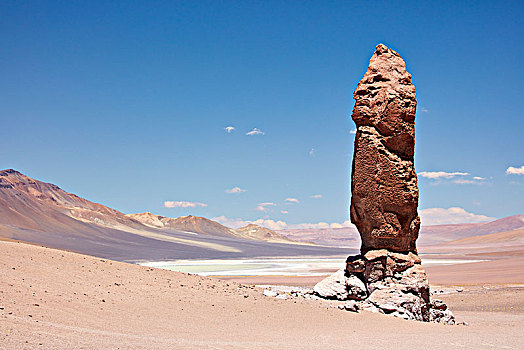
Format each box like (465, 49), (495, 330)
(164, 201), (208, 208)
(309, 194), (323, 199)
(246, 128), (264, 136)
(225, 186), (247, 194)
(280, 210), (288, 214)
(420, 107), (429, 113)
(224, 126), (235, 133)
(212, 216), (356, 231)
(212, 216), (288, 230)
(285, 198), (299, 203)
(350, 129), (357, 134)
(506, 166), (524, 175)
(418, 171), (469, 179)
(256, 202), (276, 212)
(309, 148), (315, 156)
(473, 176), (485, 180)
(419, 207), (494, 225)
(453, 179), (485, 185)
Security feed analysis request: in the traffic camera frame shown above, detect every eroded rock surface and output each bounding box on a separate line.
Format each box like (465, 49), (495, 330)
(350, 43), (420, 254)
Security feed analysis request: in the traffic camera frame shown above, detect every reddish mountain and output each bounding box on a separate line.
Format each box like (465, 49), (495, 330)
(0, 169), (145, 234)
(127, 212), (238, 237)
(0, 169), (348, 260)
(236, 224), (294, 242)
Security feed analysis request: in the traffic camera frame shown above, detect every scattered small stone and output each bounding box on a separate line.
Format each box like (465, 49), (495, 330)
(263, 290), (278, 297)
(456, 288), (464, 292)
(344, 300), (359, 312)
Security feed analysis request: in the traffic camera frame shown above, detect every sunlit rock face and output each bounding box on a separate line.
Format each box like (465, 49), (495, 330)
(349, 43), (420, 254)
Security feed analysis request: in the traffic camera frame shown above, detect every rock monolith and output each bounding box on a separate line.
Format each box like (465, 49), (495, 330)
(314, 44), (454, 324)
(350, 43), (419, 254)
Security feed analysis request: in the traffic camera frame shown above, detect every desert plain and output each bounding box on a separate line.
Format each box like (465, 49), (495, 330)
(1, 237), (523, 349)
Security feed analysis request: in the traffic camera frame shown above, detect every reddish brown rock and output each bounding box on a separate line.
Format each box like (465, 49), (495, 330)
(314, 45), (454, 323)
(350, 43), (420, 254)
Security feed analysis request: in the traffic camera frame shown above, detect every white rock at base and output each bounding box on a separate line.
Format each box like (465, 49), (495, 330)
(313, 269), (367, 301)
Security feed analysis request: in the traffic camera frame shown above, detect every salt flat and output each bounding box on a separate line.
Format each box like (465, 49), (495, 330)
(141, 257), (486, 277)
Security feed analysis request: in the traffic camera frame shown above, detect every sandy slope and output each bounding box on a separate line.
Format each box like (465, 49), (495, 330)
(1, 241), (523, 349)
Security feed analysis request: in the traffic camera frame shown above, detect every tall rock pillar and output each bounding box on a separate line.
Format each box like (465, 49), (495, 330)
(314, 44), (454, 323)
(350, 43), (420, 254)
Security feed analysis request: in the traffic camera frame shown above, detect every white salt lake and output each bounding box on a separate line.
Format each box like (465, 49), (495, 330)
(140, 257), (485, 277)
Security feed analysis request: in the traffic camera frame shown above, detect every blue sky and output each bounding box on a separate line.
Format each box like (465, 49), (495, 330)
(1, 1), (523, 229)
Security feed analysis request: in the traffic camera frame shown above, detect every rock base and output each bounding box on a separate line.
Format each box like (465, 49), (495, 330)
(314, 250), (455, 324)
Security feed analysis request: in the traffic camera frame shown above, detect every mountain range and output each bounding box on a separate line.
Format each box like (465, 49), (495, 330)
(1, 169), (522, 261)
(278, 215), (524, 250)
(0, 169), (350, 261)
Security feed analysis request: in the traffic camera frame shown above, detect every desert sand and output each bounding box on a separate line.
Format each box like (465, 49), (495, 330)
(1, 240), (523, 349)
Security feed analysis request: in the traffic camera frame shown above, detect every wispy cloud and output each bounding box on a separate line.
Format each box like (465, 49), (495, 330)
(246, 128), (264, 136)
(285, 198), (299, 203)
(506, 165), (524, 175)
(224, 126), (235, 133)
(280, 210), (288, 214)
(453, 179), (479, 185)
(164, 201), (208, 208)
(256, 202), (276, 212)
(309, 194), (322, 199)
(420, 107), (429, 113)
(418, 171), (469, 179)
(419, 207), (494, 225)
(350, 129), (357, 134)
(453, 177), (487, 185)
(420, 171), (489, 185)
(309, 148), (315, 156)
(225, 186), (247, 194)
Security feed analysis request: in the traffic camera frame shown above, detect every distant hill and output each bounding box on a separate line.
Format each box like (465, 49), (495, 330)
(422, 228), (524, 258)
(0, 169), (348, 261)
(127, 212), (238, 237)
(418, 215), (524, 246)
(278, 215), (524, 248)
(278, 227), (360, 248)
(236, 224), (295, 243)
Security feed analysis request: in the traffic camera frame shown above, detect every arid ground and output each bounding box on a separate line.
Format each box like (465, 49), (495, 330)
(1, 240), (523, 349)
